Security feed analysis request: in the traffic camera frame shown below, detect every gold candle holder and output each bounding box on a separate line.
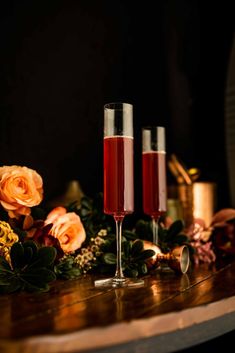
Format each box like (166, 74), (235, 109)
(193, 182), (216, 227)
(177, 184), (194, 228)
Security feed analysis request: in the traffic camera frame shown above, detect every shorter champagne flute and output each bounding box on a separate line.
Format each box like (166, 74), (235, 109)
(142, 126), (167, 245)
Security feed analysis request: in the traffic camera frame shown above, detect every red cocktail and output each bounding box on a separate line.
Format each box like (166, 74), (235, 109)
(142, 127), (167, 244)
(142, 151), (167, 218)
(104, 136), (134, 218)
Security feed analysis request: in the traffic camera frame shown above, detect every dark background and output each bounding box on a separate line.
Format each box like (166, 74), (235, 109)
(0, 0), (234, 211)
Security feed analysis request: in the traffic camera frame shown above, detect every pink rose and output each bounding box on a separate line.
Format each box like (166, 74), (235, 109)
(45, 207), (86, 253)
(0, 166), (43, 218)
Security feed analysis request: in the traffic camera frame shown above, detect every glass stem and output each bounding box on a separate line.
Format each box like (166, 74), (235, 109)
(114, 217), (125, 280)
(152, 217), (159, 245)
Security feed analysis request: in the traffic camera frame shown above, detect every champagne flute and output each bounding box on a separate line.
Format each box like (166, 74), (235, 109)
(142, 127), (167, 245)
(95, 103), (144, 288)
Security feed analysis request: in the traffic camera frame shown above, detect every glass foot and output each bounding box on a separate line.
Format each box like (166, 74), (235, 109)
(94, 277), (144, 288)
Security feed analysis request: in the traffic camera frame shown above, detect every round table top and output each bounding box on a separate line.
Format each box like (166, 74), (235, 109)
(1, 261), (235, 353)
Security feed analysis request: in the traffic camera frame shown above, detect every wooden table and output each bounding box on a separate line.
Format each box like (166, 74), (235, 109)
(1, 261), (235, 353)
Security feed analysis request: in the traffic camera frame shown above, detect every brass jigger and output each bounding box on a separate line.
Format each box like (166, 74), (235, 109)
(143, 241), (190, 274)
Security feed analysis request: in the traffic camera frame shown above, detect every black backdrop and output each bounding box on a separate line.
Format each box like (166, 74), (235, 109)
(0, 0), (234, 211)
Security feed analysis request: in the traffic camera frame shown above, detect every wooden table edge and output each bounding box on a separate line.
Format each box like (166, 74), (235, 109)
(1, 294), (235, 353)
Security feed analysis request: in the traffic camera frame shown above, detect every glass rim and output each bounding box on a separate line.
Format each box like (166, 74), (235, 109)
(104, 102), (133, 110)
(142, 126), (165, 130)
(142, 125), (166, 152)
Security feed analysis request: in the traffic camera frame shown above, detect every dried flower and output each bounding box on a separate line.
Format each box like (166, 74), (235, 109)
(73, 230), (106, 273)
(0, 221), (19, 264)
(186, 219), (216, 265)
(97, 229), (107, 237)
(74, 247), (95, 273)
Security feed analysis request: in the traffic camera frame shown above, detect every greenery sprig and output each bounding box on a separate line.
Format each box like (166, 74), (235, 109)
(61, 195), (192, 279)
(0, 193), (194, 293)
(101, 240), (155, 277)
(0, 241), (56, 294)
(135, 219), (192, 253)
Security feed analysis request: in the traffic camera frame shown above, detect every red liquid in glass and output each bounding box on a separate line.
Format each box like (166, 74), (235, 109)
(142, 151), (167, 219)
(104, 136), (134, 217)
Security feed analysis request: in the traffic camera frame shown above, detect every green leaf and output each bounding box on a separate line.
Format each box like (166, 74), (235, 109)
(24, 247), (33, 263)
(135, 220), (152, 240)
(54, 257), (82, 279)
(0, 278), (22, 294)
(80, 208), (91, 217)
(0, 257), (12, 271)
(55, 265), (81, 280)
(173, 234), (189, 245)
(123, 241), (131, 258)
(166, 220), (184, 240)
(158, 227), (168, 242)
(22, 268), (56, 285)
(30, 247), (57, 268)
(124, 268), (138, 278)
(10, 242), (25, 268)
(23, 240), (38, 251)
(135, 249), (155, 261)
(56, 257), (74, 271)
(123, 230), (137, 240)
(100, 237), (116, 253)
(23, 281), (50, 293)
(81, 196), (92, 210)
(12, 227), (27, 242)
(103, 253), (116, 265)
(0, 275), (11, 286)
(23, 241), (38, 261)
(138, 263), (148, 275)
(20, 268), (56, 292)
(131, 240), (144, 257)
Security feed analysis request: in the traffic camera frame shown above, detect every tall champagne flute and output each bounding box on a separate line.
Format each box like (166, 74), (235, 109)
(95, 103), (144, 288)
(142, 127), (167, 245)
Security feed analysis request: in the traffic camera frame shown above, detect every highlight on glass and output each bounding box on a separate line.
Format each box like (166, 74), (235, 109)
(94, 102), (144, 288)
(142, 126), (167, 245)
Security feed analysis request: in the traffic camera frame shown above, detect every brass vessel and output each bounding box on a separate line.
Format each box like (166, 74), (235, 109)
(143, 240), (190, 274)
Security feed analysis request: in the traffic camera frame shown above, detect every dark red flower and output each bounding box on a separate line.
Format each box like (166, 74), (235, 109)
(33, 223), (64, 259)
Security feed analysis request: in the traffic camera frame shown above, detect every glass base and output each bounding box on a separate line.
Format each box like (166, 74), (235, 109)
(94, 277), (144, 288)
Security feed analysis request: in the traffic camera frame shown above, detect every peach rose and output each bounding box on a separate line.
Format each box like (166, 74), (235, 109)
(45, 207), (86, 253)
(0, 166), (43, 218)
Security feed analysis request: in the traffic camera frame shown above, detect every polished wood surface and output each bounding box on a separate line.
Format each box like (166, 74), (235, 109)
(1, 261), (235, 353)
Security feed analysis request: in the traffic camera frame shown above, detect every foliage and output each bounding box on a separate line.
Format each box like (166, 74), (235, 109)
(135, 219), (192, 253)
(0, 241), (56, 294)
(0, 193), (196, 294)
(68, 193), (113, 241)
(70, 196), (193, 276)
(101, 240), (155, 277)
(54, 255), (82, 279)
(0, 163), (220, 295)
